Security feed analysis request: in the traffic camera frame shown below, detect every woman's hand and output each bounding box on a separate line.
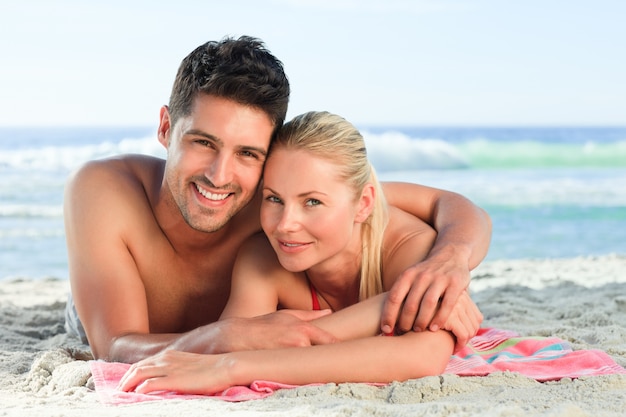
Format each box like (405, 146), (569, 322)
(117, 350), (235, 395)
(442, 290), (483, 352)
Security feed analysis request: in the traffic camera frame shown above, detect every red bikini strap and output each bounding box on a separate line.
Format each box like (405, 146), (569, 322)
(309, 280), (321, 311)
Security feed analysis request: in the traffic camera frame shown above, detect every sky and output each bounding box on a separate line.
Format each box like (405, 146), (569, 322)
(1, 0), (625, 127)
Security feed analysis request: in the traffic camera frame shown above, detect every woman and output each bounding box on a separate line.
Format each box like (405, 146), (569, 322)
(119, 111), (482, 395)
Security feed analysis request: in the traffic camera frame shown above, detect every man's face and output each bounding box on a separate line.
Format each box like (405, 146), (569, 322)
(161, 94), (274, 233)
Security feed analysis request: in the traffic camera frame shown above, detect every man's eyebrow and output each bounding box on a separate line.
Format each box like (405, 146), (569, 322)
(185, 129), (267, 156)
(242, 145), (268, 157)
(185, 129), (223, 145)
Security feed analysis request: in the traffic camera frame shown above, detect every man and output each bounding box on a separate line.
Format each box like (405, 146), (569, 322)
(64, 36), (491, 363)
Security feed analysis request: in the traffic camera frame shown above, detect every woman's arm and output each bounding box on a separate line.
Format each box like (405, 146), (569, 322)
(221, 235), (384, 342)
(224, 250), (388, 341)
(119, 329), (454, 395)
(219, 234), (284, 320)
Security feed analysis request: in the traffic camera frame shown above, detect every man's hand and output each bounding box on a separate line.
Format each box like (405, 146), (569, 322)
(379, 181), (491, 338)
(380, 248), (471, 335)
(172, 310), (339, 354)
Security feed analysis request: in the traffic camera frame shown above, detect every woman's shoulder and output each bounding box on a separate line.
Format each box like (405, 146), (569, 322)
(238, 232), (278, 264)
(235, 233), (312, 310)
(383, 206), (436, 245)
(380, 206), (437, 288)
(236, 232), (296, 283)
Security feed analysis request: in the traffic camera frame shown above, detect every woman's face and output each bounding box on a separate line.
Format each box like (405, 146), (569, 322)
(261, 148), (366, 273)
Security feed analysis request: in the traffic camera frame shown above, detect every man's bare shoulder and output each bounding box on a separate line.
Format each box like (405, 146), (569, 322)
(64, 154), (165, 232)
(68, 154), (163, 186)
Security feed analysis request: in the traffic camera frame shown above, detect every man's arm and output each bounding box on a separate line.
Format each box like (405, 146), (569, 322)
(106, 310), (336, 363)
(64, 160), (166, 361)
(380, 181), (491, 338)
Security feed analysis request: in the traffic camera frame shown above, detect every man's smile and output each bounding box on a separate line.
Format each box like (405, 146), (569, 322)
(195, 183), (231, 201)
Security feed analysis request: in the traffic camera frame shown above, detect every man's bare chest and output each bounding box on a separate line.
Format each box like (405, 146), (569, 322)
(137, 248), (238, 332)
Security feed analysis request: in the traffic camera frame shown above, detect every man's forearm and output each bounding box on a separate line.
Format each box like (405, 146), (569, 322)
(107, 322), (230, 363)
(430, 193), (492, 269)
(107, 333), (184, 363)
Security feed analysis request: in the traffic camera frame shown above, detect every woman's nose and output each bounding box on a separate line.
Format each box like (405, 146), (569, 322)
(276, 204), (301, 233)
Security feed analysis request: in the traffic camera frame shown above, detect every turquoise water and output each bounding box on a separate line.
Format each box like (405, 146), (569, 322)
(1, 126), (625, 280)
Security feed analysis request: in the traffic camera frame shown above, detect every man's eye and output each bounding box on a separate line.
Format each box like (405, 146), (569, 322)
(195, 139), (212, 147)
(240, 150), (258, 159)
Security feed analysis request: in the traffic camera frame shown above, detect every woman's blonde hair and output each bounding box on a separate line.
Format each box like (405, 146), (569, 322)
(270, 111), (389, 300)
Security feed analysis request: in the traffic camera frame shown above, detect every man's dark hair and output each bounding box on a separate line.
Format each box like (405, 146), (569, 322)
(168, 35), (290, 130)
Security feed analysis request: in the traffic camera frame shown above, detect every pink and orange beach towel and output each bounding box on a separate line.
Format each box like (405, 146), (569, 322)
(90, 327), (626, 404)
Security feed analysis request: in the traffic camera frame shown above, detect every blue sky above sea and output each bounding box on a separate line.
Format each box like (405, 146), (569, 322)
(1, 1), (625, 128)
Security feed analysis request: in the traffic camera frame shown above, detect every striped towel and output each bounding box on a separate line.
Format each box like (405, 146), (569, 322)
(444, 328), (626, 381)
(90, 327), (626, 404)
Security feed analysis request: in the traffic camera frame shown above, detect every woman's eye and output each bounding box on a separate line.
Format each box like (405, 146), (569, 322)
(265, 195), (281, 203)
(305, 199), (321, 206)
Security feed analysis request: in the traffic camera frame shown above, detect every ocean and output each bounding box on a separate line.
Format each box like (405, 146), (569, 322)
(1, 126), (625, 281)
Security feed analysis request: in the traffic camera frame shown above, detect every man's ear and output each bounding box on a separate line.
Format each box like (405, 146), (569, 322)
(157, 105), (171, 148)
(355, 183), (376, 223)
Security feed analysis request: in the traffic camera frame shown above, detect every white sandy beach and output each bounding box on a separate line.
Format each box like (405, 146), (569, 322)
(1, 254), (625, 417)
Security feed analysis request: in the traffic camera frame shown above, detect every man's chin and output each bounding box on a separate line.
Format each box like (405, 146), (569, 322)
(191, 219), (230, 234)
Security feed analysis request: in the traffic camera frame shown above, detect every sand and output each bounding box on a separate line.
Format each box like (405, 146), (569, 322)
(1, 254), (626, 416)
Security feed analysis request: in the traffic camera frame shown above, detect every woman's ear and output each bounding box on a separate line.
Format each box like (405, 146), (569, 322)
(355, 183), (376, 223)
(157, 105), (171, 148)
